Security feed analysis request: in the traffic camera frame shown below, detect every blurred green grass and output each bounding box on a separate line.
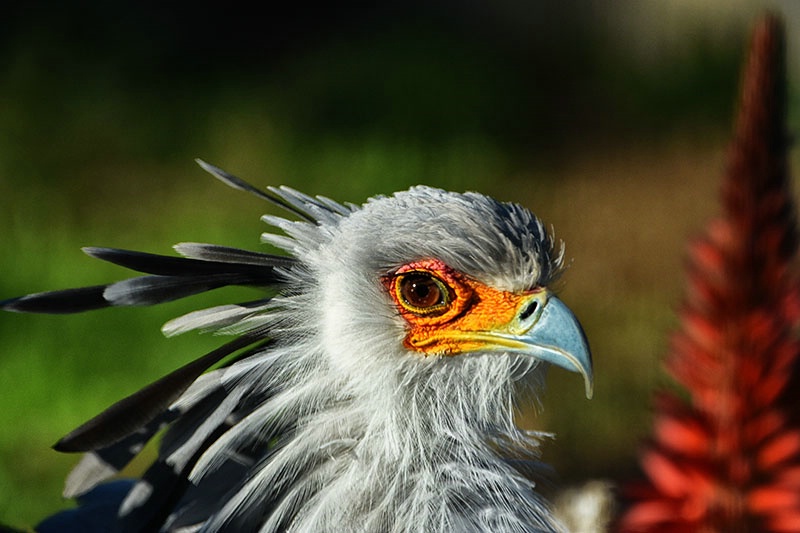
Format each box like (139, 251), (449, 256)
(2, 2), (798, 528)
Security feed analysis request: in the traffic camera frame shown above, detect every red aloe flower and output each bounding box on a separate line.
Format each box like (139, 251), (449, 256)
(618, 14), (800, 533)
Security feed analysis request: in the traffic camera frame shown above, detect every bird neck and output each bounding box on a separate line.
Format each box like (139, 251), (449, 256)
(279, 354), (562, 532)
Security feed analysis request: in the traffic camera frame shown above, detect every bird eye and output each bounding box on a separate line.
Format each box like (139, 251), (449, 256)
(396, 272), (450, 315)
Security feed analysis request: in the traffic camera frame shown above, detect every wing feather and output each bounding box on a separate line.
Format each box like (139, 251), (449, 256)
(1, 285), (110, 314)
(173, 242), (297, 267)
(54, 333), (267, 453)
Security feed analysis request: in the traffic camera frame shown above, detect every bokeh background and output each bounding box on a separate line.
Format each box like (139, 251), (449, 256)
(2, 0), (799, 527)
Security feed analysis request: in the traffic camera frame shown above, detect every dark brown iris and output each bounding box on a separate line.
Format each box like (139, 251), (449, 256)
(397, 272), (447, 312)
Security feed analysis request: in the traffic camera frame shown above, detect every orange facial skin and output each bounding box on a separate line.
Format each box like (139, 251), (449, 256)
(383, 259), (540, 356)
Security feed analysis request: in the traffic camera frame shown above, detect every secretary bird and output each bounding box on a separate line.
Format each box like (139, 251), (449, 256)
(3, 161), (593, 532)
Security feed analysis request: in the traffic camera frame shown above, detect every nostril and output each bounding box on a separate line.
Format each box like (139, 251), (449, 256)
(519, 300), (539, 321)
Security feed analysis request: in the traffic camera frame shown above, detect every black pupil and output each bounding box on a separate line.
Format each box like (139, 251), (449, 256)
(401, 274), (443, 308)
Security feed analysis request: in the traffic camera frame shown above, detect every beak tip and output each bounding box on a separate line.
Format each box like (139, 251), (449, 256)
(520, 295), (594, 400)
(581, 361), (594, 400)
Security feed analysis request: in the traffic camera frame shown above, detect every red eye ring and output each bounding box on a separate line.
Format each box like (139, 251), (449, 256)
(382, 259), (474, 325)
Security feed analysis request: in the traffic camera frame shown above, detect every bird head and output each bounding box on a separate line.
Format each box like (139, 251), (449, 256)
(287, 185), (593, 403)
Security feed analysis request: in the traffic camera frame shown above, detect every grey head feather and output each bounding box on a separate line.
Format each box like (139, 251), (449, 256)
(326, 185), (564, 292)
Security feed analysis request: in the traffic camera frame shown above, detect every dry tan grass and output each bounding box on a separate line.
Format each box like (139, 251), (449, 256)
(507, 135), (746, 481)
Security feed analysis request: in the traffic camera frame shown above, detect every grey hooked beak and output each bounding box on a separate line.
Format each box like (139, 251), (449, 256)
(505, 293), (594, 398)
